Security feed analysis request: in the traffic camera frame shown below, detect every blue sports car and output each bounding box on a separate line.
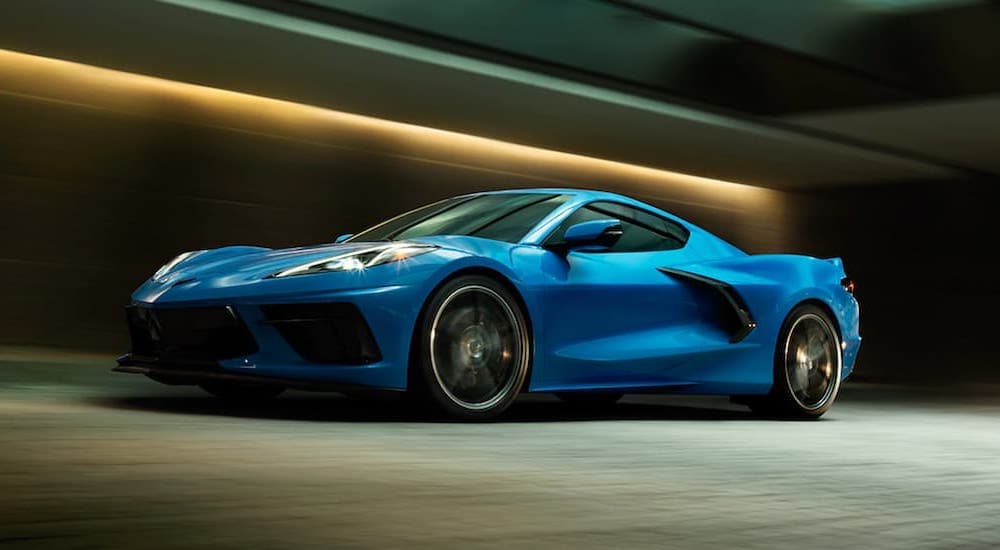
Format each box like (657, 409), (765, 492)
(116, 188), (861, 420)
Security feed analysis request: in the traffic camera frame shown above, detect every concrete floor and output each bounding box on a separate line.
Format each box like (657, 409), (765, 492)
(2, 352), (1000, 549)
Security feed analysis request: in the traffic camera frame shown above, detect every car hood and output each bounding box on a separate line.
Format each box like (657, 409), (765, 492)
(156, 242), (389, 283)
(132, 236), (517, 304)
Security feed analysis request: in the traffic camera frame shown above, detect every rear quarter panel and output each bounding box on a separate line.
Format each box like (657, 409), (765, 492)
(675, 254), (861, 379)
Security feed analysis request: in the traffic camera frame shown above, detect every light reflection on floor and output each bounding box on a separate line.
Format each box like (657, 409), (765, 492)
(2, 357), (999, 549)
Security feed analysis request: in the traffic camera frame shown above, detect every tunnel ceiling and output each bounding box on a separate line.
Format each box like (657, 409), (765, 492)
(0, 0), (996, 186)
(283, 0), (908, 116)
(274, 0), (1000, 115)
(238, 0), (1000, 178)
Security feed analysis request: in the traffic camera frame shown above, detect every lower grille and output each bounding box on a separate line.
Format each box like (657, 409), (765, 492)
(260, 303), (381, 365)
(125, 305), (258, 362)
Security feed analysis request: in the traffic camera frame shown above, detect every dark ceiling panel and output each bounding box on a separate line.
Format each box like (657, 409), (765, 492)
(255, 0), (913, 114)
(610, 0), (1000, 104)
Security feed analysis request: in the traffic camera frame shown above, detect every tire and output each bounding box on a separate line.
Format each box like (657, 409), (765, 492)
(556, 392), (623, 408)
(200, 382), (285, 402)
(412, 275), (531, 421)
(749, 303), (842, 419)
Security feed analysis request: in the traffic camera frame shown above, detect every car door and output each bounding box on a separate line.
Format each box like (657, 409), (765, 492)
(532, 201), (710, 391)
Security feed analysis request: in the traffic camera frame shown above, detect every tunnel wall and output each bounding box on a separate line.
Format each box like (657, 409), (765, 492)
(786, 180), (1000, 384)
(0, 51), (789, 352)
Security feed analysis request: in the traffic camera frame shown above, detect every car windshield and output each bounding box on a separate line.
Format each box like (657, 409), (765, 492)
(347, 193), (569, 243)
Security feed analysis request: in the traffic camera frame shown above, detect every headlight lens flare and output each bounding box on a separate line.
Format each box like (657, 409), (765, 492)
(270, 243), (437, 278)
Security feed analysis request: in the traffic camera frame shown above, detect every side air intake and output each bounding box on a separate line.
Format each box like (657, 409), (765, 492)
(657, 268), (757, 343)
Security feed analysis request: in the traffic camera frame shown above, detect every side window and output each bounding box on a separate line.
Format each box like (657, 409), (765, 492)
(545, 201), (689, 252)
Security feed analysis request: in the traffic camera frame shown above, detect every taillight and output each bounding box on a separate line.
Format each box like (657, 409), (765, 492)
(841, 277), (855, 295)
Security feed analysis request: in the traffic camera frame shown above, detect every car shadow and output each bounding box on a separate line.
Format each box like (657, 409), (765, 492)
(92, 392), (760, 423)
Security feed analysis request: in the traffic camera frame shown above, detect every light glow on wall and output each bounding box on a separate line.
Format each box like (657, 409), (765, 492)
(0, 47), (781, 216)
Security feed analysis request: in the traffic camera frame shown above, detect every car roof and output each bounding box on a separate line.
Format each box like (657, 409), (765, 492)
(463, 187), (696, 241)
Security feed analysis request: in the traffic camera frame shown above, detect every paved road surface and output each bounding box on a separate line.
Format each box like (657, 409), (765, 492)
(2, 351), (999, 549)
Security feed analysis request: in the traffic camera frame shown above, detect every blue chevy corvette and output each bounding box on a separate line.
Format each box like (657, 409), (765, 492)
(117, 189), (860, 420)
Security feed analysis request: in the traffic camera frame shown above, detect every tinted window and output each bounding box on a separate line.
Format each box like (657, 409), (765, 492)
(472, 195), (569, 242)
(350, 193), (567, 243)
(545, 201), (688, 252)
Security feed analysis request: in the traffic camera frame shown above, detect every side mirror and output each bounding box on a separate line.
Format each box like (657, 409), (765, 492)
(563, 219), (623, 251)
(334, 234), (354, 244)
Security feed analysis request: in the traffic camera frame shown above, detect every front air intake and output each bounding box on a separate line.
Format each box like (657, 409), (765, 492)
(125, 305), (259, 362)
(259, 303), (382, 365)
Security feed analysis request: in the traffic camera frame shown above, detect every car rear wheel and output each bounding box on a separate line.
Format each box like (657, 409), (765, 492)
(200, 382), (284, 402)
(413, 275), (531, 421)
(749, 304), (842, 419)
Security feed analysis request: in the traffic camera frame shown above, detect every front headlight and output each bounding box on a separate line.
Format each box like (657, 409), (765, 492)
(269, 243), (438, 278)
(152, 250), (205, 282)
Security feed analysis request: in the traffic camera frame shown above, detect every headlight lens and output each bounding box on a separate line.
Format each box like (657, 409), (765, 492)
(152, 250), (204, 282)
(270, 243), (437, 278)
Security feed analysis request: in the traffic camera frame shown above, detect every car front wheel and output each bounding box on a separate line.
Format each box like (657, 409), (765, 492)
(413, 275), (531, 421)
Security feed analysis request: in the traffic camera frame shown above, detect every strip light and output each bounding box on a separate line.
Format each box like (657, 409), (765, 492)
(0, 47), (777, 209)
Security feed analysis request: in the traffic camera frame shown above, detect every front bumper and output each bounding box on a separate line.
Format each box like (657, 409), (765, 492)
(113, 360), (394, 393)
(117, 284), (421, 390)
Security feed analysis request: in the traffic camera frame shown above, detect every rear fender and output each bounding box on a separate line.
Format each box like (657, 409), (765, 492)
(665, 254), (854, 346)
